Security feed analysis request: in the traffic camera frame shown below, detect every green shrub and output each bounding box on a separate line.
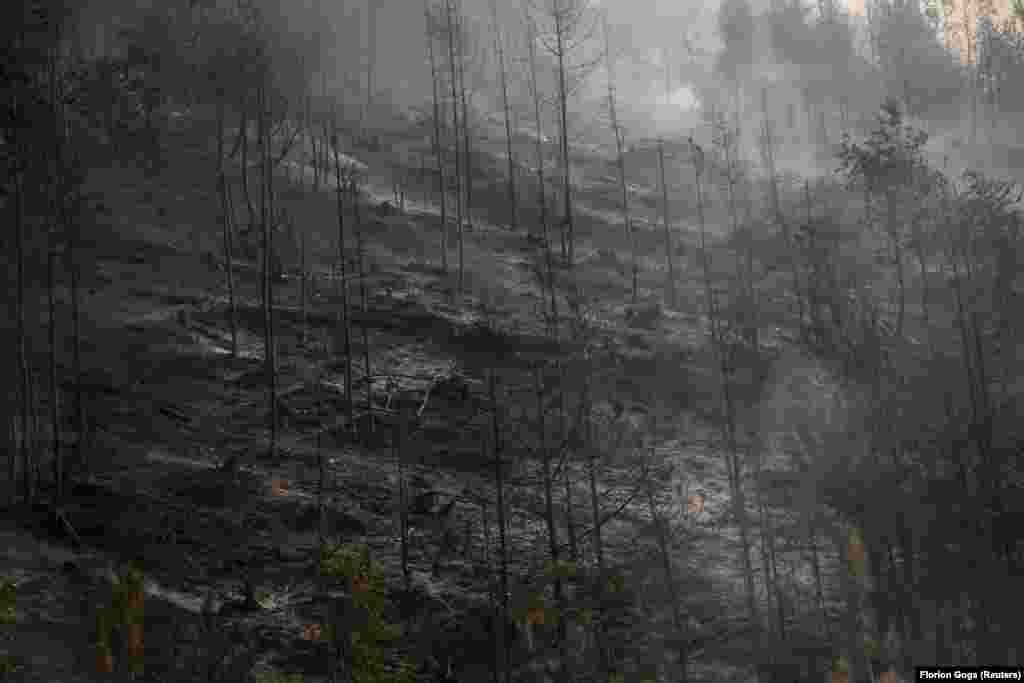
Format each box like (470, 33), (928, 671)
(0, 577), (14, 624)
(318, 543), (414, 683)
(0, 576), (23, 676)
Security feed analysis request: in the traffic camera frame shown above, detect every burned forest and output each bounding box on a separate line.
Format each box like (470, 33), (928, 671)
(2, 0), (1024, 681)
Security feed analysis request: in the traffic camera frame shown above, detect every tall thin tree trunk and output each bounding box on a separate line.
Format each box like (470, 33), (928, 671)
(394, 417), (411, 591)
(808, 517), (828, 637)
(900, 530), (921, 672)
(217, 97), (239, 357)
(692, 140), (716, 330)
(307, 93), (319, 191)
(585, 374), (611, 681)
(726, 400), (760, 679)
(755, 455), (785, 643)
(658, 140), (676, 308)
(489, 370), (511, 683)
(48, 42), (63, 503)
(564, 469), (577, 563)
(526, 18), (558, 334)
(536, 365), (570, 683)
(555, 9), (574, 270)
(15, 154), (31, 504)
(364, 0), (376, 134)
(559, 370), (578, 565)
(296, 102), (312, 340)
(7, 415), (14, 504)
(258, 80), (279, 461)
(330, 117), (354, 437)
(299, 220), (308, 346)
(480, 496), (499, 683)
(240, 108), (257, 244)
(69, 193), (84, 485)
(887, 192), (906, 339)
(603, 12), (635, 304)
(643, 453), (688, 683)
(445, 0), (465, 295)
(351, 178), (372, 438)
(424, 0), (449, 272)
(456, 1), (474, 236)
(27, 374), (39, 500)
(719, 118), (743, 295)
(490, 0), (518, 232)
(48, 204), (60, 503)
(760, 88), (786, 245)
(766, 507), (784, 641)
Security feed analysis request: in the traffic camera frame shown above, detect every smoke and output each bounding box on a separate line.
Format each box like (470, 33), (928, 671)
(648, 85), (700, 135)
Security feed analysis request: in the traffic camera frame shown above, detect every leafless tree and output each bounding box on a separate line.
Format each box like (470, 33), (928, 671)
(600, 11), (637, 304)
(423, 0), (449, 272)
(524, 13), (559, 333)
(444, 0), (466, 295)
(490, 0), (519, 233)
(526, 0), (599, 272)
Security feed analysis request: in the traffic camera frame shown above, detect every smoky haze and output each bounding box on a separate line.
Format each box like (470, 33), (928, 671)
(84, 0), (1024, 188)
(234, 0), (719, 142)
(8, 0), (1024, 680)
(259, 0), (1014, 183)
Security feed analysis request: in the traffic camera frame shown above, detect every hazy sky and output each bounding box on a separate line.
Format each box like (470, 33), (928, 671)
(268, 0), (728, 138)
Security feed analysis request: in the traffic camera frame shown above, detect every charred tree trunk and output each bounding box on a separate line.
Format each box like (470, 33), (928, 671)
(258, 79), (279, 461)
(48, 192), (60, 503)
(330, 117), (354, 436)
(603, 13), (636, 303)
(456, 0), (474, 237)
(350, 178), (372, 439)
(444, 0), (465, 295)
(240, 108), (257, 245)
(48, 42), (63, 503)
(489, 369), (511, 683)
(526, 18), (558, 334)
(364, 0), (376, 134)
(555, 10), (574, 270)
(395, 419), (411, 591)
(15, 145), (32, 503)
(584, 374), (611, 681)
(217, 96), (239, 357)
(490, 0), (518, 232)
(536, 365), (571, 683)
(68, 163), (84, 485)
(658, 140), (676, 308)
(643, 457), (689, 683)
(424, 0), (449, 272)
